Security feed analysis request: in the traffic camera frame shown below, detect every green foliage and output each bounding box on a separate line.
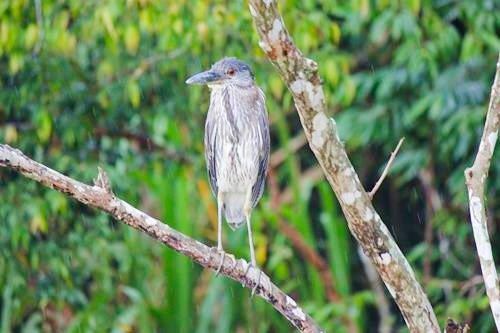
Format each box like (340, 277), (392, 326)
(1, 0), (499, 331)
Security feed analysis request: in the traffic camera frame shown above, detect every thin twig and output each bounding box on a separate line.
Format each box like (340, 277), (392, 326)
(33, 0), (44, 55)
(460, 275), (485, 296)
(369, 138), (405, 199)
(464, 52), (500, 330)
(0, 144), (323, 333)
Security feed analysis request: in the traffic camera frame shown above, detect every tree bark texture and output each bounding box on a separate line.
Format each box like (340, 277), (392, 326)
(248, 1), (440, 331)
(464, 52), (500, 330)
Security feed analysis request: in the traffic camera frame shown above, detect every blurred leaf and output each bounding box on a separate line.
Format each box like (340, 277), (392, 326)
(34, 110), (53, 143)
(124, 26), (140, 54)
(127, 80), (141, 107)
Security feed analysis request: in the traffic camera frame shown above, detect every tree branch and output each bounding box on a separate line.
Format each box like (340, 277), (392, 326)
(248, 1), (440, 331)
(369, 138), (404, 199)
(0, 144), (323, 333)
(464, 52), (500, 330)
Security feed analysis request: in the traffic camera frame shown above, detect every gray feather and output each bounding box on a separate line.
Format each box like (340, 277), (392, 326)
(204, 117), (218, 196)
(204, 84), (269, 228)
(250, 89), (270, 208)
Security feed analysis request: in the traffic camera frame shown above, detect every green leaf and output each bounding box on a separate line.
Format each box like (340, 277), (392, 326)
(124, 26), (140, 54)
(127, 80), (141, 107)
(34, 110), (52, 143)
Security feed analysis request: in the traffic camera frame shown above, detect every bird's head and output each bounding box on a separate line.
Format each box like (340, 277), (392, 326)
(186, 57), (255, 88)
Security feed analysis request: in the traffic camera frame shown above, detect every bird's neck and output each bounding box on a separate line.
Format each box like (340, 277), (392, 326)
(210, 85), (260, 113)
(208, 84), (262, 135)
(210, 83), (254, 93)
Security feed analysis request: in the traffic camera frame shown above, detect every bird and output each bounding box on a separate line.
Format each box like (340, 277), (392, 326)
(186, 57), (270, 287)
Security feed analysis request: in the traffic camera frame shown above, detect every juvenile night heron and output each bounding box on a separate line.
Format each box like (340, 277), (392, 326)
(186, 57), (270, 282)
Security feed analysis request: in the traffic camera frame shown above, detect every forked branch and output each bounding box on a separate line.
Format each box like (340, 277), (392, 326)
(0, 144), (322, 333)
(248, 1), (439, 331)
(464, 52), (500, 330)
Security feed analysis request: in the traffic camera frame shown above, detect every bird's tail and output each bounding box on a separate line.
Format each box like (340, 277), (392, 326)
(223, 192), (246, 230)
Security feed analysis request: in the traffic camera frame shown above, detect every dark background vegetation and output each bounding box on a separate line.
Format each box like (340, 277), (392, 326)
(1, 0), (499, 332)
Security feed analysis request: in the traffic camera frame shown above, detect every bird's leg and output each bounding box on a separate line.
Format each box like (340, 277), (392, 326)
(217, 192), (224, 251)
(245, 213), (262, 296)
(246, 214), (257, 267)
(214, 191), (225, 276)
(243, 191), (261, 296)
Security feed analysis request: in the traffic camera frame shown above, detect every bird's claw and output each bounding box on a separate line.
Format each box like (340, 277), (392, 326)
(210, 247), (237, 276)
(215, 255), (225, 276)
(209, 246), (225, 276)
(252, 270), (261, 297)
(244, 263), (262, 297)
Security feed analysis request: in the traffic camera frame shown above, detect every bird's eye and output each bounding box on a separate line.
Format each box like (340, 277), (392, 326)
(227, 68), (236, 76)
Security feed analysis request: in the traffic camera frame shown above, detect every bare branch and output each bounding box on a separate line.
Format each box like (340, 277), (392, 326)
(248, 1), (439, 331)
(94, 166), (113, 194)
(464, 52), (500, 330)
(0, 144), (323, 333)
(369, 138), (404, 199)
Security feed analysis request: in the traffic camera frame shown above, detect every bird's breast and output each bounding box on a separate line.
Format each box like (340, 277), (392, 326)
(207, 87), (264, 191)
(214, 121), (260, 191)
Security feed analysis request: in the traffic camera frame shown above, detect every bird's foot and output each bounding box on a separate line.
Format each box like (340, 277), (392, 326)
(210, 247), (236, 276)
(244, 263), (262, 297)
(209, 246), (225, 276)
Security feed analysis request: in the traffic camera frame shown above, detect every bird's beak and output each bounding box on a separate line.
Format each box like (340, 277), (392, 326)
(185, 70), (224, 85)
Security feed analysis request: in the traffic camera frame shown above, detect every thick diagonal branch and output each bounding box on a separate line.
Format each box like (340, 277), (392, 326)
(0, 144), (323, 333)
(248, 1), (439, 331)
(464, 52), (500, 330)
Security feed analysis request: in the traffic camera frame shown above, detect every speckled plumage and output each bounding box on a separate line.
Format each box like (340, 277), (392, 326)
(205, 81), (269, 228)
(186, 57), (270, 270)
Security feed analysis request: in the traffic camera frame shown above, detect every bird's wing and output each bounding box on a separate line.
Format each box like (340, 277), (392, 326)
(251, 90), (270, 207)
(204, 115), (218, 196)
